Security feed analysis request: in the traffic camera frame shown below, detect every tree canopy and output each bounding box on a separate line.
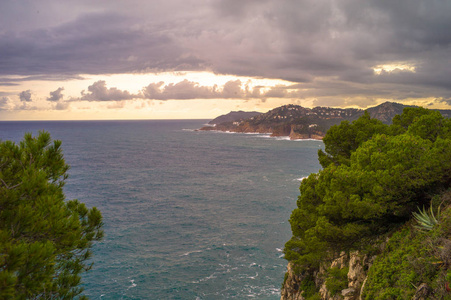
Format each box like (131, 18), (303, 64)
(285, 108), (451, 271)
(0, 132), (103, 299)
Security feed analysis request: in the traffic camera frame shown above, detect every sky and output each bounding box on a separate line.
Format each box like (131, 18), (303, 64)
(1, 0), (451, 120)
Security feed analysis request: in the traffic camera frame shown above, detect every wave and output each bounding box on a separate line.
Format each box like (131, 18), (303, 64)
(258, 135), (290, 140)
(180, 249), (203, 256)
(196, 129), (324, 142)
(293, 138), (323, 141)
(126, 279), (137, 290)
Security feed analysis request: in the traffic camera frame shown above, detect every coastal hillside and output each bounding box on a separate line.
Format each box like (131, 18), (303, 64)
(208, 110), (261, 125)
(281, 107), (451, 300)
(200, 102), (451, 140)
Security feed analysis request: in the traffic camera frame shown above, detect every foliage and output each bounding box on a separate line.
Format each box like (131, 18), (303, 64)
(361, 226), (436, 300)
(284, 107), (451, 271)
(391, 107), (438, 133)
(298, 273), (318, 299)
(305, 293), (321, 300)
(325, 266), (349, 296)
(318, 111), (389, 168)
(0, 132), (103, 299)
(363, 190), (451, 300)
(413, 204), (441, 231)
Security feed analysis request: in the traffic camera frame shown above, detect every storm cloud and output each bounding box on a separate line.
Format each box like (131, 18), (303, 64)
(1, 0), (451, 106)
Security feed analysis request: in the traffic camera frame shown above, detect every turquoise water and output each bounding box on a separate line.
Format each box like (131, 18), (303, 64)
(0, 120), (323, 299)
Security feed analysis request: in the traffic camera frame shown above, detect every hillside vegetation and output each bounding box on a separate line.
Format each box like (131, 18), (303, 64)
(283, 107), (451, 299)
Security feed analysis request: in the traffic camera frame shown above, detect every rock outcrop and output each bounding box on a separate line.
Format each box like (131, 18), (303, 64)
(281, 263), (307, 300)
(281, 251), (374, 300)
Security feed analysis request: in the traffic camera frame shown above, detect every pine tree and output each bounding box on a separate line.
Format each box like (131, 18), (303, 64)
(285, 108), (451, 271)
(0, 131), (103, 299)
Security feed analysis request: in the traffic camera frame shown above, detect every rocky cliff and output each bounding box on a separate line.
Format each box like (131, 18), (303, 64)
(281, 252), (374, 300)
(281, 249), (439, 300)
(199, 102), (451, 140)
(281, 190), (451, 300)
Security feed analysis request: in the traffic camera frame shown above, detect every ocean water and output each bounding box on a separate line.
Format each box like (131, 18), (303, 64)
(0, 120), (323, 299)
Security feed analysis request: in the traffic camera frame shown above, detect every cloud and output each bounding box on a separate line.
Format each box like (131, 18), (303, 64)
(141, 79), (292, 100)
(0, 12), (190, 76)
(437, 98), (451, 106)
(80, 80), (137, 101)
(47, 87), (64, 101)
(76, 79), (305, 102)
(19, 90), (32, 102)
(1, 0), (451, 106)
(0, 96), (10, 109)
(221, 80), (245, 98)
(55, 101), (70, 110)
(142, 79), (218, 100)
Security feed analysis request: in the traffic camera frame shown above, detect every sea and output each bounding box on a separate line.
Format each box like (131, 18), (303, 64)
(0, 120), (323, 299)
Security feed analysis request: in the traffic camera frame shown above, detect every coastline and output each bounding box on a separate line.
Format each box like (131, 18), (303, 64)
(196, 126), (324, 140)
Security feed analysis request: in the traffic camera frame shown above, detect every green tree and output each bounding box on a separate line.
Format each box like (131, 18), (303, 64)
(318, 111), (389, 168)
(0, 132), (103, 299)
(285, 108), (451, 271)
(390, 107), (432, 133)
(406, 110), (451, 142)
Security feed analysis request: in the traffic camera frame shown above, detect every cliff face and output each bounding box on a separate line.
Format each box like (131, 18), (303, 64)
(281, 252), (373, 300)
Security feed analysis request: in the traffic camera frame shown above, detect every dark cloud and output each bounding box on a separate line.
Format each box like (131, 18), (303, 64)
(0, 74), (84, 82)
(1, 0), (451, 105)
(19, 90), (32, 102)
(47, 87), (64, 101)
(80, 80), (137, 101)
(0, 12), (196, 76)
(0, 82), (19, 86)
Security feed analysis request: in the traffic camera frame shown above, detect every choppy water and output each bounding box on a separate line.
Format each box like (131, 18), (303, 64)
(0, 120), (322, 299)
